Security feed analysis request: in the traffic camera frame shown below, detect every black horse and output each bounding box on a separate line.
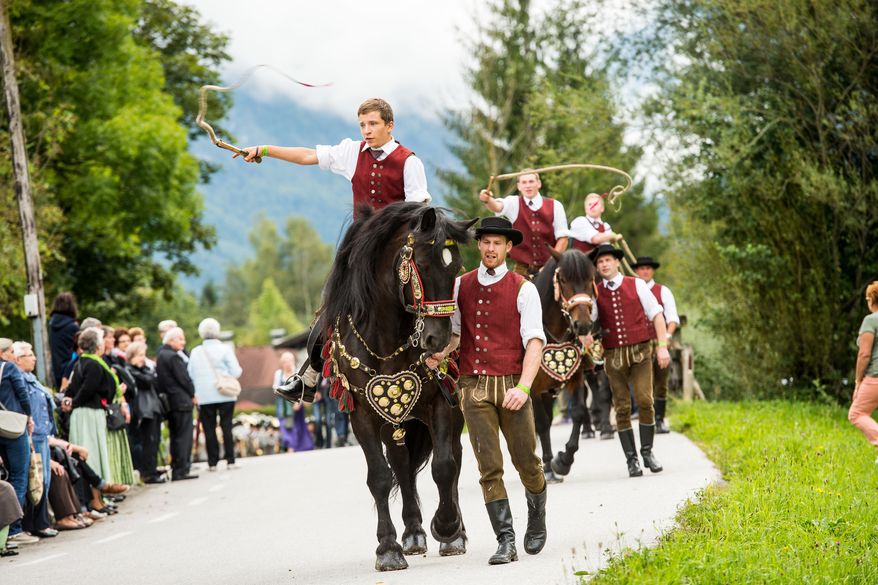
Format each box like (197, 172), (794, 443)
(527, 249), (599, 482)
(320, 203), (474, 572)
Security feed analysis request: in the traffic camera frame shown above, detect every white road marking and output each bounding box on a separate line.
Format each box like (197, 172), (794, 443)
(148, 512), (178, 524)
(208, 484), (225, 493)
(95, 531), (132, 544)
(188, 497), (208, 506)
(13, 552), (68, 567)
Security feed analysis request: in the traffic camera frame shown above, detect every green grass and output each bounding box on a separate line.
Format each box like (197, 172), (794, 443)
(588, 400), (878, 584)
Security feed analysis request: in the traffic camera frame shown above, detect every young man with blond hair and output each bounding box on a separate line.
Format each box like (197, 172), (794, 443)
(567, 192), (621, 254)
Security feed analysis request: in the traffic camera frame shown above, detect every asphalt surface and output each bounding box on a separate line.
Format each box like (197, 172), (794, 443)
(5, 422), (719, 585)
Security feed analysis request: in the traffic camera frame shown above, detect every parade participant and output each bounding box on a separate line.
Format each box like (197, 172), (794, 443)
(427, 216), (548, 565)
(238, 98), (431, 211)
(589, 245), (671, 477)
(632, 256), (680, 434)
(478, 171), (568, 277)
(567, 192), (621, 254)
(245, 99), (431, 405)
(848, 281), (878, 453)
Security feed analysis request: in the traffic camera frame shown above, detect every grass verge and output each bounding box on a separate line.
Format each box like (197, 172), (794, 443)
(587, 400), (878, 584)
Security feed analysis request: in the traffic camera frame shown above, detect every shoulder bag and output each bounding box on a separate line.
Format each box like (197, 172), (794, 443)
(0, 363), (29, 440)
(28, 449), (44, 504)
(204, 347), (241, 398)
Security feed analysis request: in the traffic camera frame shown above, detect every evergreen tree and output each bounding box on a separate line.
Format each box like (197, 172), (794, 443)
(239, 278), (304, 346)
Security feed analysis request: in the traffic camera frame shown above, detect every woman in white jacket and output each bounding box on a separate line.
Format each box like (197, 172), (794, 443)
(188, 318), (243, 471)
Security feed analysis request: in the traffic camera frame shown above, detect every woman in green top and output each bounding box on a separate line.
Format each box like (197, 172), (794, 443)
(848, 281), (878, 452)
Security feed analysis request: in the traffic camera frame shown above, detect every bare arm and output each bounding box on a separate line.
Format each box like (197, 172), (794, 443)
(502, 338), (543, 411)
(653, 313), (671, 368)
(426, 335), (460, 370)
(553, 237), (569, 253)
(856, 332), (875, 388)
(478, 189), (505, 213)
(236, 145), (318, 165)
(592, 231), (620, 244)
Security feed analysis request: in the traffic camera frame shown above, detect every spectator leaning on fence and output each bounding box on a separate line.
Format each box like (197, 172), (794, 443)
(849, 281), (878, 456)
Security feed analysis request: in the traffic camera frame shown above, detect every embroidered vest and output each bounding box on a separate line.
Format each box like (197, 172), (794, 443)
(509, 196), (557, 268)
(458, 270), (525, 376)
(571, 219), (605, 254)
(596, 276), (652, 349)
(351, 141), (412, 216)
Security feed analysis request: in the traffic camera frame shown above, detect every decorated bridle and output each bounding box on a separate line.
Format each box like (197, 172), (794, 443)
(552, 267), (597, 339)
(397, 233), (457, 321)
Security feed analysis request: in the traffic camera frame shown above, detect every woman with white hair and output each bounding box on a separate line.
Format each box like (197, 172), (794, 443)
(188, 318), (242, 471)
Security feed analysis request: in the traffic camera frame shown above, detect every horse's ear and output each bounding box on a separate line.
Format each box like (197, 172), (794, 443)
(548, 246), (563, 262)
(463, 218), (478, 230)
(418, 207), (437, 232)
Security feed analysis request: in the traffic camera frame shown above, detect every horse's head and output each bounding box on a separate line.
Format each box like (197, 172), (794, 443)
(397, 207), (475, 353)
(549, 248), (596, 337)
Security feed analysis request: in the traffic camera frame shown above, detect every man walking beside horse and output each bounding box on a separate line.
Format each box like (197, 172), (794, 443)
(427, 216), (548, 565)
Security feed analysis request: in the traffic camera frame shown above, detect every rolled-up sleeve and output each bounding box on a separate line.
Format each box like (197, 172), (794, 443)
(661, 287), (680, 326)
(451, 277), (462, 336)
(402, 156), (432, 203)
(635, 278), (663, 321)
(495, 196), (519, 223)
(553, 200), (569, 239)
(517, 281), (546, 348)
(316, 138), (359, 180)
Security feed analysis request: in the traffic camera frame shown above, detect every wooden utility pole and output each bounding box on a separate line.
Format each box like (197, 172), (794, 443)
(0, 1), (50, 383)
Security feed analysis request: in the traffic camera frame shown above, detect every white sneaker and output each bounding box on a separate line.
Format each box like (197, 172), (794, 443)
(8, 532), (40, 545)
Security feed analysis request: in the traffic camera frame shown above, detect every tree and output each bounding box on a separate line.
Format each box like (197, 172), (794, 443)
(238, 277), (304, 346)
(634, 0), (878, 399)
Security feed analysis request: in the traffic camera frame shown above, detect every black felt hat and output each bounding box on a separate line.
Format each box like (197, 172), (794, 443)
(588, 244), (624, 262)
(474, 216), (523, 246)
(631, 256), (661, 269)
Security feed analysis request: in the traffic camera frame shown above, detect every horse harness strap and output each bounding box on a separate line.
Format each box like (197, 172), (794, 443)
(398, 233), (456, 319)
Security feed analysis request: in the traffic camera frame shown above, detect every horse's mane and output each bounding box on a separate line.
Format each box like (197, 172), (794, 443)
(323, 203), (472, 325)
(533, 249), (594, 296)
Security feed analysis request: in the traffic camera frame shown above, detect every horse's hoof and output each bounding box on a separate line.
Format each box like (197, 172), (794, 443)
(375, 549), (409, 572)
(439, 534), (468, 556)
(581, 429), (596, 439)
(430, 514), (463, 544)
(551, 454), (572, 477)
(544, 469), (564, 484)
(402, 531), (428, 555)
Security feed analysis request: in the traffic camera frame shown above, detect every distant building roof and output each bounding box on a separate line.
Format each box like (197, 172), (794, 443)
(235, 344), (306, 406)
(272, 328), (311, 349)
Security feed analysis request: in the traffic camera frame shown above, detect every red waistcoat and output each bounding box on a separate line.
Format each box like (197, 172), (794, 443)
(646, 283), (665, 340)
(351, 141), (413, 214)
(458, 270), (525, 376)
(596, 276), (652, 349)
(509, 196), (557, 268)
(571, 219), (605, 254)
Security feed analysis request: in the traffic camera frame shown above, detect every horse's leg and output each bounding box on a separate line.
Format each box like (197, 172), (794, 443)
(533, 393), (563, 484)
(593, 369), (615, 439)
(425, 399), (467, 556)
(350, 408), (408, 572)
(439, 402), (468, 556)
(552, 382), (586, 476)
(382, 427), (427, 556)
(580, 381), (596, 439)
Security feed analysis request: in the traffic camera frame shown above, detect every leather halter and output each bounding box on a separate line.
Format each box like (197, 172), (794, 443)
(397, 234), (456, 318)
(553, 268), (595, 318)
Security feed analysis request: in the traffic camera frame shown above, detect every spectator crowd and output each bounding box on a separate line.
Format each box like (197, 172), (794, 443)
(0, 292), (350, 558)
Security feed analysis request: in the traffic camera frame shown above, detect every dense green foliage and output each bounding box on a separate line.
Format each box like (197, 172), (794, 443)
(590, 400), (878, 583)
(627, 0), (878, 399)
(441, 0), (660, 270)
(0, 0), (229, 332)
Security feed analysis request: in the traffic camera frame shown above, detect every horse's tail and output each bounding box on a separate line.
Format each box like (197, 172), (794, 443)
(390, 419), (433, 496)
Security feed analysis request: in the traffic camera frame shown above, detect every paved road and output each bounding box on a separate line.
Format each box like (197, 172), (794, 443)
(5, 423), (719, 585)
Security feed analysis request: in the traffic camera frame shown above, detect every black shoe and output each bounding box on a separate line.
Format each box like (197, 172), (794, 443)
(600, 430), (615, 440)
(485, 499), (518, 565)
(172, 473), (199, 481)
(618, 428), (643, 477)
(655, 399), (670, 434)
(523, 489), (547, 555)
(640, 424), (663, 473)
(107, 494), (126, 503)
(273, 375), (316, 405)
(144, 475), (168, 484)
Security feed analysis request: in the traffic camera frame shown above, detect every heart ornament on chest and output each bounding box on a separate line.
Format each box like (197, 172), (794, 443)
(540, 343), (583, 382)
(365, 372), (422, 426)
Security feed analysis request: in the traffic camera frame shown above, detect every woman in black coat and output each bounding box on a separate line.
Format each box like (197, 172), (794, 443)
(48, 292), (80, 390)
(124, 342), (166, 484)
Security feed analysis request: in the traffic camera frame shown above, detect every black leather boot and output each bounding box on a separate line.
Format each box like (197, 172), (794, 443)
(485, 499), (517, 565)
(640, 424), (663, 473)
(655, 398), (670, 434)
(273, 363), (318, 405)
(523, 489), (547, 555)
(618, 428), (643, 477)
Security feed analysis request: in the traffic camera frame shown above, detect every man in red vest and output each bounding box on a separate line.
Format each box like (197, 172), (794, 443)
(478, 171), (568, 277)
(588, 245), (671, 477)
(238, 98), (431, 213)
(427, 216), (548, 565)
(568, 192), (621, 254)
(632, 256), (680, 434)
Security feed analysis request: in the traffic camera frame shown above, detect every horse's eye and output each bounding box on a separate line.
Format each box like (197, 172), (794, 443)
(442, 248), (453, 267)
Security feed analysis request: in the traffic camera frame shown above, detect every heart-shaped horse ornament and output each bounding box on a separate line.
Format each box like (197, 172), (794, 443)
(540, 343), (583, 382)
(365, 372), (422, 426)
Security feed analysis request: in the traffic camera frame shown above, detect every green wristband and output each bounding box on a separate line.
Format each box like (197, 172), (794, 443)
(261, 145), (268, 157)
(516, 383), (531, 395)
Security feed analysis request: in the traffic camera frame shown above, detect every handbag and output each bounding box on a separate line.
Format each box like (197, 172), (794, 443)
(204, 347), (241, 398)
(106, 402), (127, 431)
(0, 363), (28, 440)
(27, 450), (44, 504)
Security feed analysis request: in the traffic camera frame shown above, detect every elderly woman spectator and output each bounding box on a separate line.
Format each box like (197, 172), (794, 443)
(157, 327), (198, 481)
(189, 318), (242, 471)
(0, 338), (35, 545)
(48, 292), (80, 389)
(13, 342), (58, 538)
(849, 281), (878, 455)
(125, 342), (166, 483)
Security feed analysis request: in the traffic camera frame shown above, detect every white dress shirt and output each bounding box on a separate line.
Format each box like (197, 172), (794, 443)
(495, 194), (568, 239)
(567, 216), (612, 243)
(315, 137), (432, 203)
(645, 280), (680, 326)
(591, 272), (664, 323)
(452, 262), (546, 349)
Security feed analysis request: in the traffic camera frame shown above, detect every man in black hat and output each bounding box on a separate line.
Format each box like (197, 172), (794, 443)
(588, 245), (671, 477)
(631, 256), (679, 434)
(427, 216), (548, 565)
